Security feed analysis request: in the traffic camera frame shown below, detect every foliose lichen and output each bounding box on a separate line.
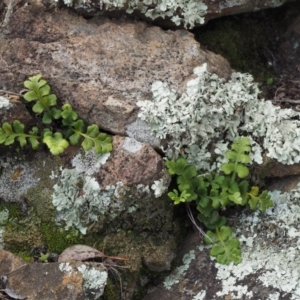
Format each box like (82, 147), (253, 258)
(163, 250), (195, 290)
(77, 264), (108, 296)
(137, 63), (300, 170)
(0, 96), (11, 109)
(55, 0), (207, 29)
(208, 186), (300, 299)
(52, 166), (125, 234)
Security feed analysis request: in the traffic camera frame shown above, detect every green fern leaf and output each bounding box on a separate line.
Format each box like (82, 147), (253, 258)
(43, 131), (69, 155)
(166, 157), (189, 175)
(248, 187), (273, 212)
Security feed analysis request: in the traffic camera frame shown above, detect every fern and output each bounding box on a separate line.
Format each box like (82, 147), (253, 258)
(0, 120), (39, 149)
(166, 136), (273, 265)
(0, 74), (113, 156)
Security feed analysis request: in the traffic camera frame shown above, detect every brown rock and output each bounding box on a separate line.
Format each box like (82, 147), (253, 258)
(0, 4), (232, 138)
(97, 136), (164, 187)
(0, 249), (107, 300)
(0, 94), (32, 125)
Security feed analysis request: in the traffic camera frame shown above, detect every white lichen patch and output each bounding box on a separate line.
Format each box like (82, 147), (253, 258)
(137, 63), (300, 170)
(122, 137), (142, 153)
(163, 250), (195, 290)
(192, 290), (206, 300)
(151, 178), (169, 198)
(0, 96), (11, 109)
(71, 150), (110, 176)
(77, 264), (107, 296)
(59, 262), (73, 277)
(0, 158), (39, 202)
(209, 187), (300, 299)
(52, 167), (125, 234)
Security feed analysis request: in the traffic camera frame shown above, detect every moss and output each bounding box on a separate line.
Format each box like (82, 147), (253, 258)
(40, 222), (83, 253)
(17, 251), (32, 262)
(194, 9), (282, 83)
(100, 278), (120, 300)
(0, 201), (22, 223)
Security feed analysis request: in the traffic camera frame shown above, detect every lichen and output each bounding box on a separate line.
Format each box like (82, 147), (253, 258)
(163, 250), (195, 290)
(55, 0), (207, 29)
(207, 187), (300, 299)
(137, 63), (300, 171)
(52, 167), (125, 234)
(71, 150), (110, 176)
(0, 156), (40, 202)
(0, 96), (11, 109)
(0, 209), (9, 248)
(77, 264), (107, 296)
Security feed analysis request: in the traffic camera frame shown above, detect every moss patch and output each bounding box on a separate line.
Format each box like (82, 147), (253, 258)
(193, 8), (286, 84)
(40, 222), (83, 253)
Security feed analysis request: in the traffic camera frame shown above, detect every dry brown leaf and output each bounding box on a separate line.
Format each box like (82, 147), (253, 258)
(58, 244), (105, 263)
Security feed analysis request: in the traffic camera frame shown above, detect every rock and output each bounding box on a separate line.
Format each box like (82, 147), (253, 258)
(143, 178), (300, 300)
(0, 136), (178, 298)
(0, 94), (32, 125)
(36, 0), (295, 29)
(0, 249), (107, 300)
(0, 2), (232, 141)
(279, 5), (300, 71)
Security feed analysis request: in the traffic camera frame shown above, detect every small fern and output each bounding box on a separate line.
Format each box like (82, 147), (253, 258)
(166, 136), (273, 265)
(0, 74), (113, 155)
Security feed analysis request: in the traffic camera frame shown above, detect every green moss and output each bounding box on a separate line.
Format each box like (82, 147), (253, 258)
(40, 222), (83, 253)
(194, 9), (282, 83)
(17, 251), (32, 262)
(100, 278), (120, 300)
(0, 201), (22, 223)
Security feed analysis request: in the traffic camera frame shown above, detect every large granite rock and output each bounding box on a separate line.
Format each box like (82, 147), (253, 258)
(0, 249), (107, 300)
(0, 2), (232, 137)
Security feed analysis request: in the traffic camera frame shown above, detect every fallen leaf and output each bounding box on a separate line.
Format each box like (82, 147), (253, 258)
(58, 245), (105, 263)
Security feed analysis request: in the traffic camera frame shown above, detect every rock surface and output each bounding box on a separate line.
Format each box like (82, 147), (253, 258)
(279, 5), (300, 71)
(143, 177), (300, 300)
(38, 0), (295, 29)
(0, 249), (107, 300)
(0, 136), (177, 298)
(0, 2), (232, 139)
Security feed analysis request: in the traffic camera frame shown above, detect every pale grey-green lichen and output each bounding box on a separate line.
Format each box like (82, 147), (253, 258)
(0, 96), (11, 109)
(0, 157), (40, 202)
(52, 167), (125, 234)
(77, 264), (107, 296)
(209, 187), (300, 299)
(55, 0), (207, 29)
(151, 178), (169, 198)
(71, 150), (110, 176)
(137, 63), (300, 170)
(163, 250), (195, 290)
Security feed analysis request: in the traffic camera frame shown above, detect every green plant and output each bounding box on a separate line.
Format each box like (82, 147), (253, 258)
(38, 252), (49, 263)
(166, 136), (273, 265)
(0, 74), (112, 155)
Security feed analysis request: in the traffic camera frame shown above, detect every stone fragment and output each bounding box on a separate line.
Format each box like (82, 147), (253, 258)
(0, 249), (107, 300)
